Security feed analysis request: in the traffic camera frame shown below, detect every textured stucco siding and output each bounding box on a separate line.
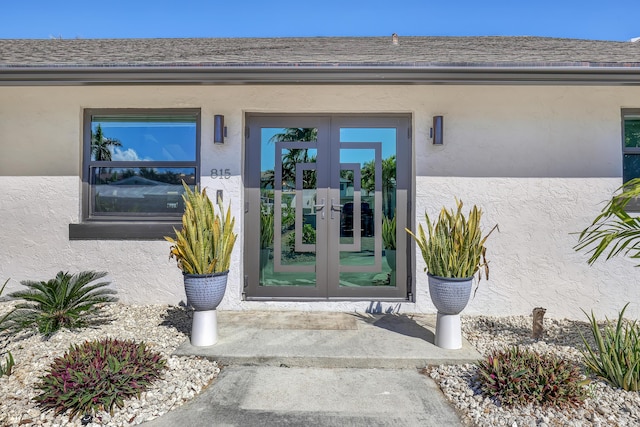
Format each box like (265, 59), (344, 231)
(1, 84), (639, 319)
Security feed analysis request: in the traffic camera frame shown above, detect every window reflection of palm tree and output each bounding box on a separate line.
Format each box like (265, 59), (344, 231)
(91, 124), (122, 161)
(269, 128), (318, 189)
(361, 155), (396, 217)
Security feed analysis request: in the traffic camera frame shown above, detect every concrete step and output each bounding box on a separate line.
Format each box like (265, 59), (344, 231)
(173, 311), (481, 368)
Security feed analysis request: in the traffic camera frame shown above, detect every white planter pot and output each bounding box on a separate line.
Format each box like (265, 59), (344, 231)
(427, 273), (472, 350)
(183, 271), (229, 346)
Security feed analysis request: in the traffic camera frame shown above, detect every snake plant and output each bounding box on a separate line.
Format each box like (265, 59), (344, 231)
(165, 182), (237, 275)
(406, 199), (497, 279)
(382, 214), (396, 250)
(260, 209), (274, 249)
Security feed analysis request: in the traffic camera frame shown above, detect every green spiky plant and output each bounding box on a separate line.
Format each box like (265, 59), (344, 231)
(574, 177), (640, 265)
(579, 303), (640, 391)
(382, 214), (396, 250)
(165, 182), (237, 274)
(6, 271), (116, 336)
(0, 278), (14, 332)
(0, 278), (15, 377)
(260, 209), (274, 250)
(405, 199), (498, 279)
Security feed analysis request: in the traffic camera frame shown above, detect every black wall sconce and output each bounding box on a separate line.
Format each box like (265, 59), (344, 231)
(214, 114), (227, 144)
(432, 115), (443, 145)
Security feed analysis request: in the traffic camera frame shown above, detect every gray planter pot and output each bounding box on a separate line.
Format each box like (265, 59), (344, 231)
(183, 270), (229, 311)
(427, 273), (472, 315)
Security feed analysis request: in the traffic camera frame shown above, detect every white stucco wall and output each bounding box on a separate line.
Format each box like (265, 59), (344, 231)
(1, 84), (639, 319)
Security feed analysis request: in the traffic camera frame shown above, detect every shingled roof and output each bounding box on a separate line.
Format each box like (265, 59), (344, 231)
(1, 36), (640, 85)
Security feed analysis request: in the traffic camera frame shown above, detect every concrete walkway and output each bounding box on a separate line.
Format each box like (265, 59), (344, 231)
(143, 311), (481, 426)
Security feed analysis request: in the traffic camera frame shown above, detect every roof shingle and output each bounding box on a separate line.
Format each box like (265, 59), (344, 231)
(2, 36), (640, 68)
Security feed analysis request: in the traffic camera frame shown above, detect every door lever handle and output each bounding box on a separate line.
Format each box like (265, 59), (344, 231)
(314, 198), (325, 220)
(330, 199), (343, 219)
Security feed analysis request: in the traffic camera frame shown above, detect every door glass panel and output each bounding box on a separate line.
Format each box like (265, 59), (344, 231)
(338, 128), (396, 288)
(259, 128), (318, 287)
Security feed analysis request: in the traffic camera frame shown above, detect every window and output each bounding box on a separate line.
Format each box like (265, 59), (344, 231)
(623, 109), (640, 184)
(69, 109), (200, 240)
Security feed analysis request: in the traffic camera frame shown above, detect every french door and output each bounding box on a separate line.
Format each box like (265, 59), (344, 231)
(244, 115), (411, 300)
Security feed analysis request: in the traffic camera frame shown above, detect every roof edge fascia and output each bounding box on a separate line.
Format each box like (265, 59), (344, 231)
(1, 65), (640, 85)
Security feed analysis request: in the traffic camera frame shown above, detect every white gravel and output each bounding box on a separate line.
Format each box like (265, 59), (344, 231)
(1, 303), (639, 426)
(428, 315), (640, 427)
(0, 303), (219, 427)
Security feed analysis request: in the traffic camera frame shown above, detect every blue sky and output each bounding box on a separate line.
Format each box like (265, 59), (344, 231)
(1, 0), (638, 41)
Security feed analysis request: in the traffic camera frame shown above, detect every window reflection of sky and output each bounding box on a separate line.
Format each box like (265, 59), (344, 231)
(92, 122), (196, 161)
(260, 128), (396, 171)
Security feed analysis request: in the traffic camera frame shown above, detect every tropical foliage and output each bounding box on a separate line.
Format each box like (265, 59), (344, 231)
(579, 303), (640, 391)
(6, 271), (117, 336)
(264, 128), (318, 190)
(34, 338), (166, 420)
(260, 208), (274, 249)
(0, 352), (14, 378)
(0, 278), (15, 377)
(91, 124), (122, 161)
(382, 214), (396, 250)
(574, 177), (640, 265)
(286, 224), (316, 253)
(166, 182), (237, 274)
(362, 155), (396, 216)
(477, 346), (588, 407)
(406, 199), (497, 279)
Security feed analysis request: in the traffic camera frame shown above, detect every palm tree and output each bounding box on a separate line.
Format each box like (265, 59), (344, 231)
(575, 177), (640, 265)
(269, 128), (317, 143)
(91, 124), (122, 161)
(270, 128), (317, 189)
(361, 155), (396, 216)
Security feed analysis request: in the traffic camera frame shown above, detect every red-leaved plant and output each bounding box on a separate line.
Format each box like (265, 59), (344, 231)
(34, 338), (166, 420)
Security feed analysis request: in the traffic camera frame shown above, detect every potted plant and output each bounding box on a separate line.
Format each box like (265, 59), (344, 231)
(260, 208), (274, 271)
(406, 199), (497, 349)
(165, 182), (237, 346)
(382, 214), (396, 270)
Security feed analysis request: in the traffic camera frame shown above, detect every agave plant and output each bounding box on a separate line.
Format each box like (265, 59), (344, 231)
(406, 199), (498, 279)
(166, 182), (237, 275)
(382, 214), (396, 250)
(579, 303), (640, 391)
(6, 271), (116, 336)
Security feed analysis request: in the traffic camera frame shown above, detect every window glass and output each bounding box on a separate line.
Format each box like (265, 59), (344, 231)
(91, 167), (196, 216)
(91, 115), (197, 161)
(624, 117), (640, 149)
(85, 110), (199, 220)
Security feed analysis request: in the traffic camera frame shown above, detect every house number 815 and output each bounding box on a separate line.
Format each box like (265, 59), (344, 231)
(211, 168), (231, 179)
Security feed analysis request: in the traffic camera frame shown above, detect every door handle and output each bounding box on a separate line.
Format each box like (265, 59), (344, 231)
(331, 199), (343, 219)
(314, 198), (325, 219)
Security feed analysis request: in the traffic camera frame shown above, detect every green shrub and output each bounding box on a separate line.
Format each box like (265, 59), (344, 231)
(477, 346), (588, 407)
(406, 199), (497, 279)
(0, 352), (14, 378)
(34, 338), (166, 420)
(260, 209), (274, 249)
(0, 278), (15, 378)
(286, 224), (316, 252)
(579, 303), (640, 391)
(7, 271), (117, 336)
(382, 214), (396, 250)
